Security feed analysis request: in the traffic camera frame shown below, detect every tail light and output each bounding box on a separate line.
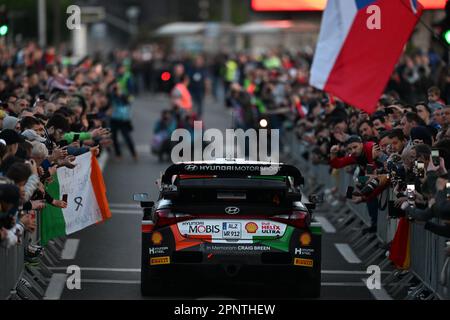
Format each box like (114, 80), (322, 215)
(154, 209), (193, 228)
(271, 211), (310, 229)
(141, 220), (154, 233)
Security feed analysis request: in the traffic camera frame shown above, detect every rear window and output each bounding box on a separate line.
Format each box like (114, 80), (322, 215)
(173, 177), (290, 206)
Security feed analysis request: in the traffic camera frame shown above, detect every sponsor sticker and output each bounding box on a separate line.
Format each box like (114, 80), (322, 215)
(150, 256), (170, 266)
(204, 244), (271, 251)
(151, 232), (163, 245)
(294, 248), (314, 256)
(180, 221), (221, 235)
(177, 219), (285, 240)
(294, 258), (314, 268)
(245, 222), (258, 233)
(149, 247), (169, 255)
(261, 222), (281, 235)
(299, 232), (312, 246)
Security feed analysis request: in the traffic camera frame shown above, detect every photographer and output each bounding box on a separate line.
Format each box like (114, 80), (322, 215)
(329, 135), (376, 169)
(330, 135), (381, 233)
(401, 175), (450, 238)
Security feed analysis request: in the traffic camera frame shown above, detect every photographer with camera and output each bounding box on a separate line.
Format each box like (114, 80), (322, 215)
(399, 174), (450, 238)
(329, 135), (381, 233)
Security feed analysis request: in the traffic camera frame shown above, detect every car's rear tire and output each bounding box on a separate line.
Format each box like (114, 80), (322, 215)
(141, 268), (164, 296)
(288, 270), (321, 299)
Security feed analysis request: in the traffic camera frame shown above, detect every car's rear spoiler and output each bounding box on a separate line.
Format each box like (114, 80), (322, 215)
(161, 163), (304, 186)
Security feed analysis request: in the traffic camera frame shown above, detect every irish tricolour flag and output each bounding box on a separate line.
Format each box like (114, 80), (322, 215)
(40, 151), (111, 245)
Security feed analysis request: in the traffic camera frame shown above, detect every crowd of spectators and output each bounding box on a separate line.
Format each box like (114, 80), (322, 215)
(172, 47), (450, 240)
(0, 42), (136, 257)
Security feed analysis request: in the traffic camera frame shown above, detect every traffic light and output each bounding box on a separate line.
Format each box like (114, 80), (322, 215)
(0, 7), (8, 37)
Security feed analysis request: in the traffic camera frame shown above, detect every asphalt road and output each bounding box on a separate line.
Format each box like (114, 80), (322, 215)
(51, 93), (385, 300)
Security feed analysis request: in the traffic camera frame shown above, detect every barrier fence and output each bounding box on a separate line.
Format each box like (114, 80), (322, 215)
(0, 150), (109, 300)
(285, 129), (450, 300)
(0, 208), (66, 300)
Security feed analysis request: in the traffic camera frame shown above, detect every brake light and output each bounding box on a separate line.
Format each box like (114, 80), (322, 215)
(271, 211), (309, 229)
(141, 220), (154, 233)
(154, 209), (193, 228)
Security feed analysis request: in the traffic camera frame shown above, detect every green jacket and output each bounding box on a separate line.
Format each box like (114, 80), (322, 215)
(63, 132), (92, 144)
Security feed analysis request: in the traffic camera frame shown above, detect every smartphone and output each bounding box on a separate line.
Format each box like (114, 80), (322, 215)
(73, 133), (80, 142)
(406, 184), (415, 202)
(87, 114), (97, 121)
(446, 182), (450, 200)
(346, 186), (354, 199)
(431, 149), (440, 166)
(62, 194), (68, 202)
(415, 161), (425, 178)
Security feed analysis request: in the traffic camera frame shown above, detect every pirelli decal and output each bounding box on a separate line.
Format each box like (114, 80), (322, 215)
(150, 256), (171, 266)
(294, 258), (313, 268)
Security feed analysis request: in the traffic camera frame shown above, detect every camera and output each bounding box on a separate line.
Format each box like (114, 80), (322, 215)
(387, 155), (406, 184)
(360, 177), (380, 196)
(0, 210), (16, 230)
(366, 164), (375, 175)
(317, 136), (330, 146)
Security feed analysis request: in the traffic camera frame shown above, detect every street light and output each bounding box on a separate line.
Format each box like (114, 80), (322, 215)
(445, 29), (450, 44)
(441, 0), (450, 45)
(0, 25), (8, 36)
(0, 5), (9, 37)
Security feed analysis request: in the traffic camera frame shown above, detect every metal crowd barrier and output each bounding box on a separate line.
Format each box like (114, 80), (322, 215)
(285, 129), (450, 299)
(0, 240), (25, 299)
(0, 210), (66, 300)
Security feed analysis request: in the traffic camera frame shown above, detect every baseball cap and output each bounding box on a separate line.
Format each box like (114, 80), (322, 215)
(21, 129), (47, 143)
(0, 129), (25, 145)
(345, 135), (363, 145)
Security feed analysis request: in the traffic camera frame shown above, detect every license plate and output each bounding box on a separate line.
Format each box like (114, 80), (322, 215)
(222, 222), (241, 239)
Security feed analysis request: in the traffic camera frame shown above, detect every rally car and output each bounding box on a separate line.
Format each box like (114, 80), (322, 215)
(135, 160), (322, 298)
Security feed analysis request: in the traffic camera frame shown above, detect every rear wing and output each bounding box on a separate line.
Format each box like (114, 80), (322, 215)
(160, 163), (304, 187)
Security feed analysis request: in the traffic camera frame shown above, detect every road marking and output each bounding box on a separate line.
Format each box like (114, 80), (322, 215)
(44, 273), (67, 300)
(81, 279), (140, 284)
(197, 296), (236, 300)
(49, 267), (141, 272)
(109, 203), (140, 209)
(322, 270), (390, 275)
(61, 239), (80, 260)
(314, 216), (336, 233)
(321, 282), (366, 287)
(49, 276), (375, 288)
(110, 209), (142, 215)
(47, 267), (390, 276)
(335, 243), (362, 264)
(361, 278), (393, 300)
(136, 145), (150, 154)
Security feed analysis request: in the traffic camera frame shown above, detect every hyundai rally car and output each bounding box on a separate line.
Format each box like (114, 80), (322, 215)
(136, 160), (322, 298)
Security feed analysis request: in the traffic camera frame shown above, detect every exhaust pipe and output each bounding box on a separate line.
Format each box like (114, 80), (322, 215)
(224, 264), (240, 277)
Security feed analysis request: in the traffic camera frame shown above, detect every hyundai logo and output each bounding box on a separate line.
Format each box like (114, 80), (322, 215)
(225, 206), (240, 215)
(185, 164), (198, 171)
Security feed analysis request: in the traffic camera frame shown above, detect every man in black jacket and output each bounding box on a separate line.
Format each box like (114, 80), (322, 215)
(406, 175), (450, 237)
